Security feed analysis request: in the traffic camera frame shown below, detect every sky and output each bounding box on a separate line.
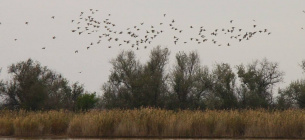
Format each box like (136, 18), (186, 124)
(0, 0), (305, 95)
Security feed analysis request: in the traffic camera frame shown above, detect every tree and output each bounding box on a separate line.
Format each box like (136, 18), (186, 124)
(170, 51), (206, 109)
(236, 58), (284, 109)
(76, 92), (98, 111)
(0, 58), (84, 110)
(102, 47), (171, 109)
(276, 61), (305, 109)
(206, 63), (238, 109)
(142, 46), (170, 107)
(102, 50), (144, 109)
(276, 81), (303, 109)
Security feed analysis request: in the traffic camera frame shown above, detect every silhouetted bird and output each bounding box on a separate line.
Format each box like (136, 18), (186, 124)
(51, 16), (55, 19)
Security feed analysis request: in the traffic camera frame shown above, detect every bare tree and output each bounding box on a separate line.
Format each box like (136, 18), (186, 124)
(236, 58), (284, 108)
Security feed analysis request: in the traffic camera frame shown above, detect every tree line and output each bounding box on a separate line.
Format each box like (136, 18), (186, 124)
(1, 46), (305, 110)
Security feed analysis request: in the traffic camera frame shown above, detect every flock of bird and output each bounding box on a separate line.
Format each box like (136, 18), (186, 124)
(1, 9), (305, 54)
(70, 9), (275, 53)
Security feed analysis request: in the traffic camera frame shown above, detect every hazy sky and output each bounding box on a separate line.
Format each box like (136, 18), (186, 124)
(0, 0), (305, 94)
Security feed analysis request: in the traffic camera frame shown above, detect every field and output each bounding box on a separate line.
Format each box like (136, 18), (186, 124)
(0, 108), (305, 138)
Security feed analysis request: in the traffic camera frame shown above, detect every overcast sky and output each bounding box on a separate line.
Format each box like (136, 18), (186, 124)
(0, 0), (305, 94)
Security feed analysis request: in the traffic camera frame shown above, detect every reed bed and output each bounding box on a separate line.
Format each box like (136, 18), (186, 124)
(0, 108), (305, 138)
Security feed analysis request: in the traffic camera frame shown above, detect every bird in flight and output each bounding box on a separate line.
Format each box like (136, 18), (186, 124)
(52, 36), (56, 39)
(25, 22), (28, 25)
(51, 16), (55, 19)
(42, 47), (46, 49)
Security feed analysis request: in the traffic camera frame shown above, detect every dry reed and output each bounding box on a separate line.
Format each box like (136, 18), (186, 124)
(0, 108), (305, 138)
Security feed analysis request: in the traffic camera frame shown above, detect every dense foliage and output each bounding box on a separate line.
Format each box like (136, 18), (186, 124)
(0, 46), (305, 110)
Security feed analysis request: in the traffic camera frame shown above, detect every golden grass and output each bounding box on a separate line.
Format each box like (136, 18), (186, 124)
(1, 108), (305, 138)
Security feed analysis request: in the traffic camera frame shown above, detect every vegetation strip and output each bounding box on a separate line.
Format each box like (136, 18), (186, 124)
(1, 109), (305, 138)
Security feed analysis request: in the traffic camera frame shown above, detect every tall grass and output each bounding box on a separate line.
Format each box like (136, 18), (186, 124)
(1, 108), (305, 138)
